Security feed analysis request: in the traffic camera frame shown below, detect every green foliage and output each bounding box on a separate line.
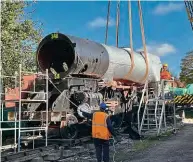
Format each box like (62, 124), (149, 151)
(1, 0), (43, 86)
(180, 50), (193, 84)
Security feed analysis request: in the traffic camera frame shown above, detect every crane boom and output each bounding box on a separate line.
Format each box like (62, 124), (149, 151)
(184, 0), (193, 31)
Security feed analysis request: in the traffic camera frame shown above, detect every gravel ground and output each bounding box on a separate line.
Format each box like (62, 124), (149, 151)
(67, 125), (193, 162)
(3, 125), (193, 162)
(124, 124), (193, 162)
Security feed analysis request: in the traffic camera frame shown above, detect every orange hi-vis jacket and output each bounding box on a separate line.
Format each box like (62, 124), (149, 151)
(160, 70), (171, 80)
(92, 112), (111, 140)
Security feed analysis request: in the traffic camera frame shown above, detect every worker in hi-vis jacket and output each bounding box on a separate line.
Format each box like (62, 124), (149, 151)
(80, 102), (118, 162)
(160, 63), (172, 80)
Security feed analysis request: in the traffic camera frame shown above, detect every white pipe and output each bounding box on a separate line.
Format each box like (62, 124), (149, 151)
(0, 127), (46, 131)
(102, 45), (162, 84)
(46, 69), (49, 147)
(18, 64), (22, 152)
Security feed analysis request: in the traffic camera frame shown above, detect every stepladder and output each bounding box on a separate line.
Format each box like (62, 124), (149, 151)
(139, 98), (167, 137)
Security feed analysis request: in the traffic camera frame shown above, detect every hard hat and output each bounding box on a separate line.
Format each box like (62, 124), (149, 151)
(100, 102), (107, 111)
(163, 64), (168, 67)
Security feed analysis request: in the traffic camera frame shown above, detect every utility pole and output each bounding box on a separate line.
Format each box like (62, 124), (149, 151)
(0, 43), (2, 121)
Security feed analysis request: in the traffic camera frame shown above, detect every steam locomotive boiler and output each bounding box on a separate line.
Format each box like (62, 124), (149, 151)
(28, 33), (162, 138)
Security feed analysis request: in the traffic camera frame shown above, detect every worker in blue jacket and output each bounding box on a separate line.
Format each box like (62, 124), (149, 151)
(80, 102), (119, 162)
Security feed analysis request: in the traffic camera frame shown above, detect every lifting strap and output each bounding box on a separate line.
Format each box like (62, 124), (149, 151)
(124, 0), (134, 79)
(138, 0), (149, 83)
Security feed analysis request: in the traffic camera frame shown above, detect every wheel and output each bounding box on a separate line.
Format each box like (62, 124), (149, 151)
(60, 114), (79, 139)
(60, 125), (78, 139)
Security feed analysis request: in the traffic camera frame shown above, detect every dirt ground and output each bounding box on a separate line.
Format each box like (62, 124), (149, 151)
(116, 124), (193, 162)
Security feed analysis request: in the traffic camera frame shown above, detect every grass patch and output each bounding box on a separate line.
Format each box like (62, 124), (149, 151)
(132, 129), (175, 152)
(111, 139), (158, 161)
(111, 128), (180, 161)
(132, 139), (155, 151)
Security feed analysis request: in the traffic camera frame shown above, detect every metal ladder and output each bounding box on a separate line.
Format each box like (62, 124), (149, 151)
(139, 98), (166, 136)
(139, 81), (167, 136)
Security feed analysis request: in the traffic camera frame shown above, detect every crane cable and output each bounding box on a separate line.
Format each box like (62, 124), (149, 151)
(113, 2), (121, 161)
(105, 0), (111, 44)
(105, 0), (120, 46)
(116, 0), (120, 47)
(124, 0), (135, 79)
(138, 0), (149, 83)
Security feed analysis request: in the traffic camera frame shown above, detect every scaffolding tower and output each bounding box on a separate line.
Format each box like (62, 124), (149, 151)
(0, 73), (18, 153)
(0, 64), (49, 156)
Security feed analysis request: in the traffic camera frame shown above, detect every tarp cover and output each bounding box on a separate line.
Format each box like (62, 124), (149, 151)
(186, 84), (193, 95)
(170, 84), (193, 95)
(171, 87), (187, 96)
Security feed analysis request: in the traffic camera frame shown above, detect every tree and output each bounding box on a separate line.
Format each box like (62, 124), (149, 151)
(180, 50), (193, 84)
(1, 0), (43, 87)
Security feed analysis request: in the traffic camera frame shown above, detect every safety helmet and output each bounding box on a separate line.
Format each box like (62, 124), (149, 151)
(99, 102), (107, 111)
(163, 64), (168, 67)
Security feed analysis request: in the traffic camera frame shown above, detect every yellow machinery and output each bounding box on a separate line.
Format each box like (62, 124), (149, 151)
(168, 95), (193, 104)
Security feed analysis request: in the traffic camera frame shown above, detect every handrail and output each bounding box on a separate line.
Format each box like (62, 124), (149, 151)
(155, 99), (158, 129)
(137, 80), (148, 133)
(139, 99), (148, 135)
(157, 102), (165, 135)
